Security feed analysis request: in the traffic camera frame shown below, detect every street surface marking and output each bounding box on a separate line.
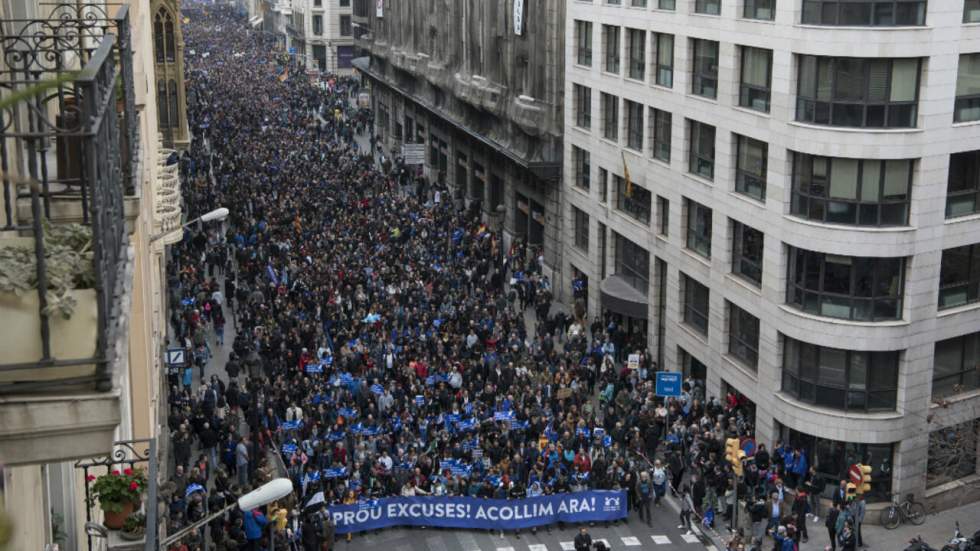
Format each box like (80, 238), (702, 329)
(652, 535), (672, 544)
(528, 545), (548, 551)
(560, 542), (575, 551)
(621, 536), (642, 546)
(456, 532), (481, 551)
(496, 547), (514, 551)
(682, 533), (700, 543)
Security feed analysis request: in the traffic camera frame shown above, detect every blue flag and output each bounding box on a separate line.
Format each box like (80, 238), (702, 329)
(323, 467), (347, 479)
(282, 419), (303, 430)
(493, 410), (515, 421)
(415, 395), (425, 406)
(370, 384), (384, 395)
(282, 443), (298, 455)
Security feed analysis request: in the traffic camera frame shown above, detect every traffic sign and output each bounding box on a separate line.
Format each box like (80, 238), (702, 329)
(655, 371), (682, 397)
(848, 464), (862, 485)
(165, 348), (186, 366)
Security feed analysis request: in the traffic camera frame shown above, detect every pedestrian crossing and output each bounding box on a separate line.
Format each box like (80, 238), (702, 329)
(491, 534), (702, 551)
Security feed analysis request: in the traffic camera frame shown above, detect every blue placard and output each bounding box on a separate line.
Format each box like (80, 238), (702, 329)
(326, 491), (627, 534)
(655, 371), (682, 397)
(415, 395), (425, 406)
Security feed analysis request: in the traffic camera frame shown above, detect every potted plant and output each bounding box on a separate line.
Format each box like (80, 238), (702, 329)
(120, 512), (146, 541)
(86, 467), (146, 529)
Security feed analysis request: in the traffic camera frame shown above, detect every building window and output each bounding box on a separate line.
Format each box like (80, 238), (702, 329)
(740, 47), (772, 112)
(616, 175), (652, 224)
(574, 84), (592, 129)
(657, 196), (669, 236)
(685, 199), (712, 258)
(788, 248), (905, 321)
(732, 221), (763, 286)
(802, 0), (927, 26)
(781, 335), (900, 412)
(340, 15), (352, 36)
(728, 302), (760, 369)
(575, 20), (593, 67)
(968, 1), (980, 23)
(313, 14), (323, 35)
(955, 53), (980, 123)
(625, 100), (644, 151)
(653, 33), (674, 88)
(947, 150), (980, 218)
(692, 39), (719, 99)
(791, 153), (912, 226)
(573, 207), (590, 252)
(340, 0), (350, 5)
(933, 333), (980, 399)
(695, 0), (721, 15)
(602, 93), (619, 141)
(573, 146), (591, 190)
(615, 233), (650, 293)
(688, 119), (715, 180)
(659, 0), (676, 9)
(796, 56), (920, 128)
(314, 0), (321, 6)
(734, 134), (767, 202)
(627, 28), (646, 80)
(682, 273), (710, 336)
(157, 80), (169, 128)
(168, 80), (178, 128)
(599, 168), (609, 203)
(744, 0), (775, 20)
(781, 426), (894, 502)
(939, 243), (980, 309)
(632, 0), (648, 7)
(927, 420), (980, 489)
(651, 108), (671, 162)
(603, 25), (621, 74)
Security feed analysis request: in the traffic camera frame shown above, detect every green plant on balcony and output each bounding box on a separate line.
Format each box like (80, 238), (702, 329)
(120, 512), (145, 540)
(86, 467), (146, 529)
(0, 219), (94, 319)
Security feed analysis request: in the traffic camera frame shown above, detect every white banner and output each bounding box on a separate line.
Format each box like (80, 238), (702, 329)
(514, 0), (524, 35)
(376, 0), (383, 17)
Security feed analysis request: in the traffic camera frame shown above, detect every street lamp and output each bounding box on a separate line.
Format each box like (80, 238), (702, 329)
(150, 207), (229, 244)
(158, 478), (294, 548)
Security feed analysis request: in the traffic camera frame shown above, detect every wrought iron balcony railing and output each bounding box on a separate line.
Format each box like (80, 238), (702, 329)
(0, 3), (138, 393)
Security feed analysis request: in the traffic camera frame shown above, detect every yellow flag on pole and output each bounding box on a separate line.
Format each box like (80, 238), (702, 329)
(622, 151), (632, 198)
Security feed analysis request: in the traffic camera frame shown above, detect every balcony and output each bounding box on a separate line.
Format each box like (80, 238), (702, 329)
(0, 4), (138, 466)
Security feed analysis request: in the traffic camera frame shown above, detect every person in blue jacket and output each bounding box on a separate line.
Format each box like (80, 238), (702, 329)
(770, 525), (798, 551)
(790, 448), (808, 489)
(243, 508), (269, 550)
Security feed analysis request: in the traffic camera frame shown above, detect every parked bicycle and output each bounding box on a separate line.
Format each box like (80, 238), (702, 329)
(881, 493), (927, 529)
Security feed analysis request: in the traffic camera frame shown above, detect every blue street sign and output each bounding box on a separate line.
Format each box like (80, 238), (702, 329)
(288, 47), (297, 54)
(165, 348), (186, 366)
(655, 371), (682, 397)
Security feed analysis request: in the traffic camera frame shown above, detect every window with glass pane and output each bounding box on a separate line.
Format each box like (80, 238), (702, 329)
(603, 25), (621, 74)
(791, 153), (912, 226)
(740, 47), (772, 112)
(602, 93), (619, 141)
(654, 33), (674, 87)
(599, 167), (609, 203)
(688, 120), (715, 180)
(574, 84), (592, 129)
(939, 244), (980, 309)
(947, 150), (980, 218)
(802, 0), (926, 26)
(616, 175), (652, 224)
(968, 0), (980, 22)
(782, 335), (899, 411)
(932, 332), (980, 399)
(955, 53), (980, 123)
(573, 146), (590, 190)
(695, 0), (721, 15)
(692, 39), (719, 99)
(615, 233), (650, 293)
(659, 0), (676, 8)
(787, 248), (905, 321)
(735, 135), (767, 201)
(576, 20), (593, 66)
(683, 274), (710, 335)
(927, 420), (980, 489)
(573, 207), (590, 252)
(744, 0), (775, 20)
(685, 199), (712, 258)
(732, 221), (763, 286)
(657, 196), (670, 236)
(797, 56), (920, 128)
(729, 302), (760, 369)
(632, 0), (648, 6)
(627, 29), (646, 80)
(626, 100), (644, 151)
(651, 108), (672, 162)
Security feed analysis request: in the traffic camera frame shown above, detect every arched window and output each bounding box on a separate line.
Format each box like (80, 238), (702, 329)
(168, 80), (179, 128)
(153, 12), (164, 63)
(164, 18), (175, 62)
(157, 80), (169, 128)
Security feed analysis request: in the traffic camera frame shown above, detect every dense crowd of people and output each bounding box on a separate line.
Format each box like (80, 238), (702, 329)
(159, 6), (868, 551)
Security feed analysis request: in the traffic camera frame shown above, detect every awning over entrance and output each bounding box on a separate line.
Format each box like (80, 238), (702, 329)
(249, 16), (262, 28)
(600, 275), (648, 319)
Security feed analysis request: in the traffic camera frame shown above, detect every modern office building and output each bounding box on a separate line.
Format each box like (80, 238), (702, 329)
(351, 0), (565, 271)
(560, 0), (980, 510)
(0, 1), (180, 548)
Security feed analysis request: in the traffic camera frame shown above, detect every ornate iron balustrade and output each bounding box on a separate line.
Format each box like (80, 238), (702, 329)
(0, 3), (136, 393)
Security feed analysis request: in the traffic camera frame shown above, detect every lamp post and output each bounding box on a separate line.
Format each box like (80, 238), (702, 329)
(150, 207), (229, 244)
(158, 478), (293, 549)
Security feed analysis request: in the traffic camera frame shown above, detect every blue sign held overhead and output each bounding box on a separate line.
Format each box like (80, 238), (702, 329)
(655, 371), (682, 397)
